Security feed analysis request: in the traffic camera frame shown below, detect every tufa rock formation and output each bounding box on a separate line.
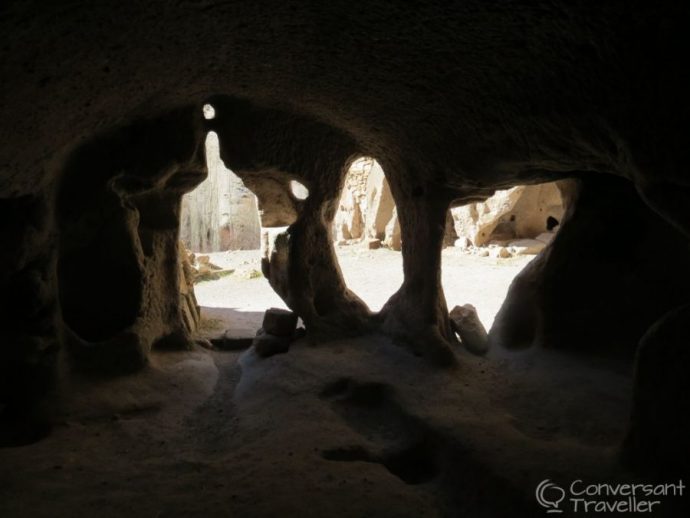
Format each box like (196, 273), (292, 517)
(335, 165), (564, 254)
(179, 132), (261, 252)
(450, 183), (565, 247)
(334, 157), (400, 249)
(449, 304), (489, 356)
(0, 0), (689, 481)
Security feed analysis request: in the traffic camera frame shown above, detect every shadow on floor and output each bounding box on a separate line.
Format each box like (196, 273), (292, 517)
(196, 306), (266, 350)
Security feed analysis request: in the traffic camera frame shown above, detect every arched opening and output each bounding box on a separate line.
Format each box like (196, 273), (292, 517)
(290, 180), (309, 200)
(56, 142), (143, 343)
(331, 157), (402, 311)
(179, 124), (286, 341)
(180, 131), (261, 253)
(443, 181), (567, 351)
(331, 159), (565, 329)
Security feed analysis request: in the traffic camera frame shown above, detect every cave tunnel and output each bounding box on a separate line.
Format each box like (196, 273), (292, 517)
(1, 2), (689, 517)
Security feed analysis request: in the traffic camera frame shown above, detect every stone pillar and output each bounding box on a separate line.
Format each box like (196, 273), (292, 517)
(379, 169), (459, 365)
(209, 96), (373, 340)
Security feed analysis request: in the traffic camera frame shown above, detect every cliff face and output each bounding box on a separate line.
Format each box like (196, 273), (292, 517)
(180, 132), (261, 253)
(335, 161), (565, 252)
(450, 182), (565, 247)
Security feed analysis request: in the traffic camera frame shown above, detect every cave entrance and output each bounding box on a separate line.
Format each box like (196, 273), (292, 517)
(332, 159), (565, 331)
(331, 157), (402, 311)
(180, 121), (284, 340)
(333, 169), (566, 342)
(442, 181), (566, 339)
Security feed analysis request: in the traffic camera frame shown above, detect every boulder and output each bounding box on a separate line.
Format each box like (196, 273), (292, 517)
(509, 238), (546, 255)
(262, 308), (298, 337)
(178, 243), (201, 334)
(364, 161), (395, 240)
(451, 187), (524, 246)
(450, 304), (489, 356)
(454, 236), (471, 250)
(252, 330), (292, 358)
(443, 210), (458, 247)
(367, 238), (381, 250)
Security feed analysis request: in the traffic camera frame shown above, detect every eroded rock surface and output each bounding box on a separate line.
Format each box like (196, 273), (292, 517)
(449, 304), (489, 356)
(450, 183), (564, 247)
(0, 0), (689, 480)
(180, 133), (261, 252)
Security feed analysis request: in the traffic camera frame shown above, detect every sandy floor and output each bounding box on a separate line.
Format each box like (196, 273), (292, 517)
(194, 244), (534, 339)
(2, 246), (669, 517)
(0, 338), (644, 517)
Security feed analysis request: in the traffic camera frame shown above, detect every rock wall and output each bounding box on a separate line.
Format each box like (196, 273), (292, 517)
(334, 158), (401, 250)
(365, 162), (397, 244)
(179, 132), (261, 252)
(450, 183), (564, 247)
(334, 158), (375, 242)
(53, 107), (208, 379)
(336, 173), (563, 253)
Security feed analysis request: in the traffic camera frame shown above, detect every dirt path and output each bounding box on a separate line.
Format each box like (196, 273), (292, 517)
(193, 244), (534, 337)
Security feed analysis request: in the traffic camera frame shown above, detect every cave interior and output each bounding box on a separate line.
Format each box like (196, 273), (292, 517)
(1, 2), (689, 516)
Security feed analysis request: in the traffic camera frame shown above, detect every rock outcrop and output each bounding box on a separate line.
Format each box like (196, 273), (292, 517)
(54, 107), (208, 375)
(450, 183), (564, 247)
(334, 158), (399, 248)
(180, 132), (261, 252)
(252, 307), (300, 357)
(178, 244), (201, 334)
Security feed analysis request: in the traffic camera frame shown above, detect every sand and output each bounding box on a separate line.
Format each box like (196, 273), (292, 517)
(194, 245), (534, 339)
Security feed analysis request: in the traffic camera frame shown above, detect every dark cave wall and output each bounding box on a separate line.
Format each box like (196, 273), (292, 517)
(490, 175), (690, 473)
(0, 193), (59, 426)
(55, 106), (208, 373)
(490, 175), (690, 355)
(1, 1), (689, 198)
(624, 303), (690, 477)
